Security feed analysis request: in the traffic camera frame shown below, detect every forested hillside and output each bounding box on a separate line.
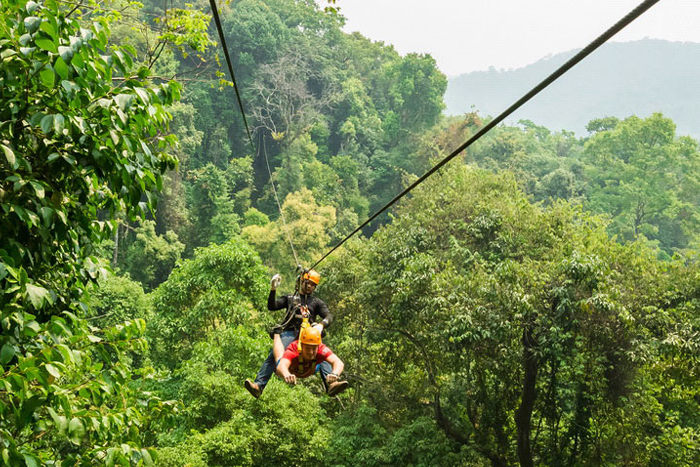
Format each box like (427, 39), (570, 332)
(445, 39), (700, 138)
(1, 0), (699, 466)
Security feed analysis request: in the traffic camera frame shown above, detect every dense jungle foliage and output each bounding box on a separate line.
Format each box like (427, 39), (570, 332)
(1, 0), (699, 466)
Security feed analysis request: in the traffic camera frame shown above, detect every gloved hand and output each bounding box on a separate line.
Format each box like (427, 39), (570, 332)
(326, 373), (338, 384)
(270, 274), (281, 290)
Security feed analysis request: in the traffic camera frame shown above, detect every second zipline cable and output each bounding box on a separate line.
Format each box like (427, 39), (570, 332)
(210, 0), (301, 265)
(311, 0), (660, 269)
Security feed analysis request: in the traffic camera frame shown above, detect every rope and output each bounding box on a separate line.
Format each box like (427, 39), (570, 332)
(261, 135), (301, 267)
(310, 0), (660, 270)
(209, 0), (254, 151)
(209, 0), (302, 267)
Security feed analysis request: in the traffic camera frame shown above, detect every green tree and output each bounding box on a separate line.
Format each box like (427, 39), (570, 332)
(187, 163), (240, 248)
(323, 165), (700, 466)
(87, 272), (149, 328)
(582, 113), (700, 254)
(123, 220), (185, 291)
(0, 0), (183, 464)
(242, 188), (336, 280)
(378, 53), (447, 140)
(148, 239), (268, 368)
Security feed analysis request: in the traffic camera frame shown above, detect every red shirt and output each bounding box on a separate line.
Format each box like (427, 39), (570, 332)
(282, 341), (334, 378)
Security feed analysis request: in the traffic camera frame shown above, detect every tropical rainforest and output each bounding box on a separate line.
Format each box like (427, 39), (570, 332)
(1, 0), (699, 466)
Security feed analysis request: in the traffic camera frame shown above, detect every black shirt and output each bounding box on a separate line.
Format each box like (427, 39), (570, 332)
(268, 290), (332, 332)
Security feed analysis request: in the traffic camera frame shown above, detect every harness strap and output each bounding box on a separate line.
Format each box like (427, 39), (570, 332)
(297, 316), (311, 366)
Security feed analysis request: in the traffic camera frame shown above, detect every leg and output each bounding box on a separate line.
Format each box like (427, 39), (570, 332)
(253, 348), (277, 392)
(317, 361), (332, 392)
(272, 333), (285, 362)
(253, 329), (297, 393)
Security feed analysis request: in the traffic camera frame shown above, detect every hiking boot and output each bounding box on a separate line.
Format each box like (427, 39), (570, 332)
(244, 379), (262, 398)
(327, 380), (349, 397)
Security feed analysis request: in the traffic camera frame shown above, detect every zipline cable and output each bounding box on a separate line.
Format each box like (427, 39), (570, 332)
(210, 0), (301, 264)
(261, 134), (301, 267)
(310, 0), (660, 270)
(209, 0), (254, 151)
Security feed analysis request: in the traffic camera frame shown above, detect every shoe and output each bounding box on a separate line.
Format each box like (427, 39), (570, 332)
(245, 379), (262, 398)
(327, 380), (349, 397)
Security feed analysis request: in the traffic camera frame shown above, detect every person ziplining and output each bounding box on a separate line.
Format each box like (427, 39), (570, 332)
(209, 0), (661, 401)
(244, 269), (348, 398)
(276, 324), (348, 395)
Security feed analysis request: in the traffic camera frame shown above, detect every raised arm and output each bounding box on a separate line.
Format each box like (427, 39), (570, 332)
(267, 274), (287, 311)
(267, 289), (288, 311)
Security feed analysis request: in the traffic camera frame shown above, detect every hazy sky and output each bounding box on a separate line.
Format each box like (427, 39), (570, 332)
(337, 0), (700, 77)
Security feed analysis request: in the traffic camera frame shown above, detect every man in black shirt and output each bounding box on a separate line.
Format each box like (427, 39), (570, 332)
(244, 269), (333, 398)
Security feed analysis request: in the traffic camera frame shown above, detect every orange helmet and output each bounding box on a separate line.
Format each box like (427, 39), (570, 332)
(301, 269), (320, 285)
(300, 325), (322, 346)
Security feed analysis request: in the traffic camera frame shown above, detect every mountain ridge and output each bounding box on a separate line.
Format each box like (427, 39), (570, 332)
(444, 39), (700, 138)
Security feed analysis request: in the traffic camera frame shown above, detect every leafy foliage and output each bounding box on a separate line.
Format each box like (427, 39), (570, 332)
(148, 239), (268, 368)
(0, 0), (185, 464)
(322, 166), (700, 466)
(122, 220), (185, 291)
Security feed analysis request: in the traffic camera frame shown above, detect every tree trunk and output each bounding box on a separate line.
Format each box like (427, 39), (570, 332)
(112, 223), (119, 268)
(515, 325), (538, 467)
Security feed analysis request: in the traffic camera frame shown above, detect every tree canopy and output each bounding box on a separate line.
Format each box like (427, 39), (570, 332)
(3, 0), (700, 465)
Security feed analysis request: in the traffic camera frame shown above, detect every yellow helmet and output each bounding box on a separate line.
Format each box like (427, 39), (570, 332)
(300, 325), (322, 346)
(302, 269), (320, 285)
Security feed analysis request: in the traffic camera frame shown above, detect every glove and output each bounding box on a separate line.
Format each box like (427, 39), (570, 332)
(326, 373), (338, 384)
(270, 274), (281, 290)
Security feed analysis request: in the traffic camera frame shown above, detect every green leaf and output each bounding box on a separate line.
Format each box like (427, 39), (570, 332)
(58, 45), (73, 63)
(71, 50), (84, 68)
(23, 454), (39, 467)
(30, 181), (45, 198)
(68, 418), (85, 445)
(1, 144), (15, 166)
(0, 263), (7, 281)
(36, 36), (58, 53)
(56, 344), (74, 364)
(26, 283), (49, 309)
(40, 21), (56, 39)
(40, 67), (55, 87)
(0, 343), (15, 365)
(57, 415), (68, 435)
(26, 1), (39, 12)
(134, 87), (150, 104)
(53, 113), (65, 134)
(24, 320), (40, 334)
(45, 363), (60, 378)
(122, 44), (137, 57)
(141, 449), (154, 467)
(39, 206), (53, 225)
(18, 395), (45, 429)
(55, 56), (69, 80)
(114, 94), (132, 111)
(40, 114), (53, 134)
(24, 17), (41, 33)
